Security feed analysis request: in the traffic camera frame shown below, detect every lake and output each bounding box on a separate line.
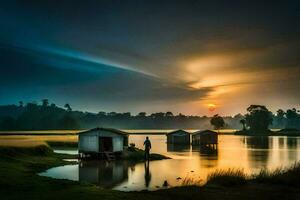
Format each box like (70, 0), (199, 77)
(40, 134), (300, 191)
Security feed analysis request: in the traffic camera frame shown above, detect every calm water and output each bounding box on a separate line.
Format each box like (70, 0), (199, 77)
(53, 147), (78, 155)
(40, 135), (300, 191)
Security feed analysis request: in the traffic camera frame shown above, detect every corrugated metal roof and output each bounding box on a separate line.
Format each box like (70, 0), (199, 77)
(166, 129), (189, 135)
(192, 130), (217, 135)
(79, 127), (128, 136)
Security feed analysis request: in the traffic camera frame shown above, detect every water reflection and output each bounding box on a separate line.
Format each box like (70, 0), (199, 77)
(193, 145), (218, 168)
(144, 161), (151, 187)
(40, 135), (300, 191)
(167, 143), (191, 152)
(79, 160), (129, 188)
(243, 137), (271, 169)
(245, 137), (271, 149)
(287, 137), (298, 149)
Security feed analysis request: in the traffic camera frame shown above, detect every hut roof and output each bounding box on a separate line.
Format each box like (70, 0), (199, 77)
(166, 129), (189, 135)
(192, 130), (217, 135)
(79, 127), (128, 136)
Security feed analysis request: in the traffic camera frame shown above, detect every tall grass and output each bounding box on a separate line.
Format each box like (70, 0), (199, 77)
(181, 176), (203, 186)
(253, 162), (300, 185)
(0, 145), (53, 157)
(205, 163), (300, 187)
(0, 135), (77, 147)
(206, 168), (247, 186)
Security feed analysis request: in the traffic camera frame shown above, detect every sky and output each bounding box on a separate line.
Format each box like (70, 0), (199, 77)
(0, 0), (299, 116)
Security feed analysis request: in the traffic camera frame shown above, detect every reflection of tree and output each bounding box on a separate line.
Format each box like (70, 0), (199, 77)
(244, 137), (271, 168)
(246, 137), (270, 149)
(287, 137), (298, 149)
(144, 161), (151, 187)
(287, 137), (298, 161)
(278, 137), (285, 148)
(167, 144), (191, 152)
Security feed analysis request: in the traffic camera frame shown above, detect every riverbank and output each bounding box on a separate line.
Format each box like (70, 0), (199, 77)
(0, 145), (300, 199)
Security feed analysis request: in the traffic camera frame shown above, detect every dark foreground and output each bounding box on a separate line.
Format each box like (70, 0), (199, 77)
(0, 145), (300, 200)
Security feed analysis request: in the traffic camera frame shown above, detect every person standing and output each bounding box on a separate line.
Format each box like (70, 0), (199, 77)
(143, 136), (151, 161)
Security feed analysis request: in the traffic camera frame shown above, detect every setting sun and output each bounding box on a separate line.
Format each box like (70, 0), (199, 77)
(208, 103), (216, 112)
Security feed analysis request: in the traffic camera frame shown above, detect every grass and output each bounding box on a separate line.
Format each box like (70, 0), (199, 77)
(0, 135), (78, 147)
(253, 163), (300, 185)
(0, 130), (81, 135)
(205, 163), (300, 187)
(0, 145), (54, 157)
(181, 176), (203, 186)
(206, 168), (247, 186)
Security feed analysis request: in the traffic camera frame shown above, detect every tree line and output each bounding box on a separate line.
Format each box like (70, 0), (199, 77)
(0, 100), (299, 131)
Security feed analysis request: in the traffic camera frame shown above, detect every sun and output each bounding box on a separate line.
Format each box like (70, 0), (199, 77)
(208, 103), (216, 112)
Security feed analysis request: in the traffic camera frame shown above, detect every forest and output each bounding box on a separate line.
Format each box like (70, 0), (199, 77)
(0, 99), (299, 131)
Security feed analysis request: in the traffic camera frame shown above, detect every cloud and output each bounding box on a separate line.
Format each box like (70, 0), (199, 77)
(1, 1), (300, 114)
(0, 44), (213, 110)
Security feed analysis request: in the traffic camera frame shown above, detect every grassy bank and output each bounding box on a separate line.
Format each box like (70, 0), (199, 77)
(0, 145), (300, 199)
(0, 130), (81, 135)
(206, 164), (300, 187)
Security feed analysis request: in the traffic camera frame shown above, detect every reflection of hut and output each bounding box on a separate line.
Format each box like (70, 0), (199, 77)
(192, 130), (218, 146)
(199, 145), (218, 155)
(167, 143), (191, 152)
(78, 128), (128, 158)
(79, 160), (128, 188)
(166, 129), (190, 144)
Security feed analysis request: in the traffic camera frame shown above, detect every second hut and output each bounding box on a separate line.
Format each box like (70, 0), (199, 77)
(166, 129), (190, 144)
(192, 130), (218, 146)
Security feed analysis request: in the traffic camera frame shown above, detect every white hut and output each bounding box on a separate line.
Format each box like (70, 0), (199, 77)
(78, 128), (128, 157)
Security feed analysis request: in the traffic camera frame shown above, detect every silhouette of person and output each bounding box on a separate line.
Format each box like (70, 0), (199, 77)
(143, 136), (151, 161)
(144, 160), (151, 187)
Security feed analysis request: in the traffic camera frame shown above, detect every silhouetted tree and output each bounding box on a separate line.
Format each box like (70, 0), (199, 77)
(42, 99), (49, 107)
(210, 114), (225, 130)
(19, 101), (23, 107)
(151, 112), (165, 119)
(245, 105), (273, 133)
(286, 108), (299, 128)
(276, 109), (286, 128)
(137, 112), (147, 117)
(98, 111), (106, 117)
(1, 100), (298, 130)
(64, 103), (72, 112)
(165, 111), (174, 117)
(59, 114), (79, 129)
(107, 112), (117, 117)
(240, 119), (246, 131)
(0, 116), (16, 130)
